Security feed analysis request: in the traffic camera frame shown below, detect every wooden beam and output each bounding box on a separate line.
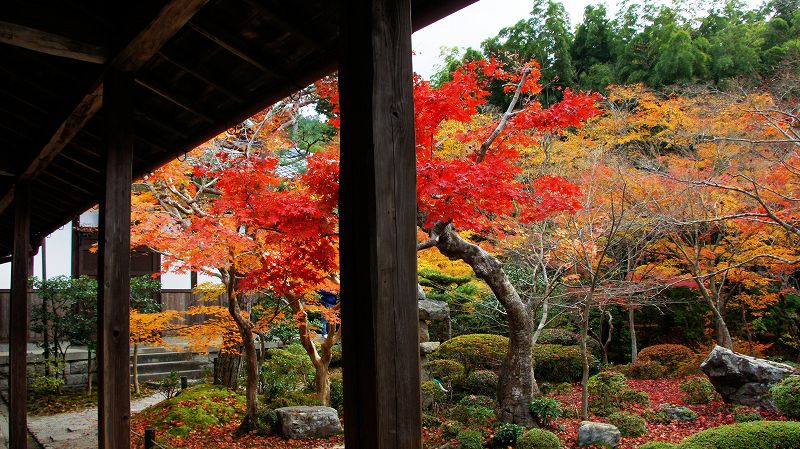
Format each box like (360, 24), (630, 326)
(0, 20), (107, 64)
(9, 181), (30, 449)
(338, 0), (421, 448)
(0, 0), (209, 215)
(97, 69), (133, 449)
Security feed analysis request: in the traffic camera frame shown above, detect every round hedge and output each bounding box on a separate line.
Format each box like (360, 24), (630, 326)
(456, 429), (484, 449)
(533, 344), (584, 383)
(429, 334), (508, 373)
(464, 369), (499, 396)
(638, 344), (696, 373)
(679, 421), (800, 449)
(538, 329), (580, 346)
(424, 359), (465, 383)
(770, 376), (800, 420)
(517, 428), (562, 449)
(607, 411), (648, 437)
(680, 376), (716, 404)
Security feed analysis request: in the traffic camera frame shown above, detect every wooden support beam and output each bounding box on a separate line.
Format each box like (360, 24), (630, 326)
(135, 78), (215, 123)
(0, 20), (107, 64)
(9, 181), (30, 449)
(97, 69), (133, 449)
(338, 0), (421, 448)
(0, 0), (209, 215)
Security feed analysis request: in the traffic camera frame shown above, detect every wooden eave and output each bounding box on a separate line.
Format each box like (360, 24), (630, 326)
(0, 0), (477, 258)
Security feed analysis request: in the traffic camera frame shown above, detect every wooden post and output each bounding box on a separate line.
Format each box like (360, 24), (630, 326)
(97, 68), (133, 448)
(338, 0), (420, 448)
(9, 181), (30, 449)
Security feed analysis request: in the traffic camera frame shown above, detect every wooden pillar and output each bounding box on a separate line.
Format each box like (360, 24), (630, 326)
(9, 181), (30, 449)
(97, 68), (133, 448)
(338, 0), (420, 448)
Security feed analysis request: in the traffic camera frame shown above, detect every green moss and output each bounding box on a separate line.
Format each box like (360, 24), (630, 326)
(457, 429), (484, 449)
(607, 411), (648, 437)
(136, 384), (245, 437)
(680, 421), (800, 449)
(517, 428), (562, 449)
(430, 334), (509, 373)
(770, 376), (800, 420)
(532, 344), (584, 383)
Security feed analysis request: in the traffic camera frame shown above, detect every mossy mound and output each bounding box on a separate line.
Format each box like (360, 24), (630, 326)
(134, 384), (245, 437)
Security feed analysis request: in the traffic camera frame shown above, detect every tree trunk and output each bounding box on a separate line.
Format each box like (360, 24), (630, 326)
(132, 342), (140, 395)
(433, 224), (534, 425)
(629, 304), (638, 364)
(579, 296), (591, 420)
(225, 277), (259, 432)
(291, 298), (339, 406)
(530, 298), (549, 396)
(602, 310), (613, 366)
(700, 288), (733, 349)
(214, 351), (241, 389)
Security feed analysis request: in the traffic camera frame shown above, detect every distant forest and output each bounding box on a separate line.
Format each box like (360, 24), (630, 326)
(434, 0), (800, 103)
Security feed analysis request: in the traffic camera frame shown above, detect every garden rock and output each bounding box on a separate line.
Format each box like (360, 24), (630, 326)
(700, 345), (796, 410)
(417, 283), (427, 300)
(659, 404), (697, 421)
(274, 406), (342, 439)
(578, 421), (621, 447)
(418, 299), (450, 321)
(420, 341), (440, 355)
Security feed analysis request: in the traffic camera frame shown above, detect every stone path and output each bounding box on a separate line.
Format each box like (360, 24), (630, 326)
(0, 397), (43, 449)
(26, 393), (163, 449)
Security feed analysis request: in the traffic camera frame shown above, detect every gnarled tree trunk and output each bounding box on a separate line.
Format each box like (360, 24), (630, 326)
(224, 276), (260, 432)
(292, 298), (340, 405)
(433, 223), (535, 425)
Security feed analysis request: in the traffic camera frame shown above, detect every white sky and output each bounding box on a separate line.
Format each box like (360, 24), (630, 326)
(412, 0), (616, 80)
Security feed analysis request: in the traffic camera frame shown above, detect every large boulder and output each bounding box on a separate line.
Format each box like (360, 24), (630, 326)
(578, 421), (621, 447)
(274, 406), (342, 439)
(700, 345), (797, 410)
(418, 299), (450, 321)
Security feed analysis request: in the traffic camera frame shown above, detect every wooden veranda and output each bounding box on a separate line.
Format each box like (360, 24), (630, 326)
(0, 1), (476, 447)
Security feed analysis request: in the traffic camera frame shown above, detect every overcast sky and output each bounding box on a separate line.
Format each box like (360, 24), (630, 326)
(412, 0), (613, 80)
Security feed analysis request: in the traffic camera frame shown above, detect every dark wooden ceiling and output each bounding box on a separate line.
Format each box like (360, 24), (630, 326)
(0, 0), (477, 259)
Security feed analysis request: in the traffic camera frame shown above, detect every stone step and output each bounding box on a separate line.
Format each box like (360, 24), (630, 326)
(131, 360), (204, 375)
(132, 369), (204, 383)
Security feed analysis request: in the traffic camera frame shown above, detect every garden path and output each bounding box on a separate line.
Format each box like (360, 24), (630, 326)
(26, 392), (163, 449)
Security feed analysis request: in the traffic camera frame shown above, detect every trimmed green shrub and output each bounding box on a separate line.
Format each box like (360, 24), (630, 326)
(260, 344), (315, 401)
(330, 378), (344, 414)
(680, 421), (800, 449)
(457, 429), (484, 449)
(464, 369), (499, 396)
(517, 428), (562, 449)
(459, 394), (496, 408)
(529, 397), (562, 427)
(680, 377), (716, 404)
(424, 359), (465, 383)
(430, 334), (508, 374)
(448, 403), (496, 427)
(623, 389), (651, 407)
(533, 344), (584, 382)
(538, 328), (579, 346)
(638, 443), (678, 449)
(733, 408), (762, 423)
(421, 380), (447, 411)
(442, 419), (463, 438)
(638, 344), (696, 375)
(607, 411), (648, 437)
(623, 361), (667, 379)
(422, 413), (441, 427)
(588, 371), (645, 415)
(770, 376), (800, 420)
(492, 423), (525, 447)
